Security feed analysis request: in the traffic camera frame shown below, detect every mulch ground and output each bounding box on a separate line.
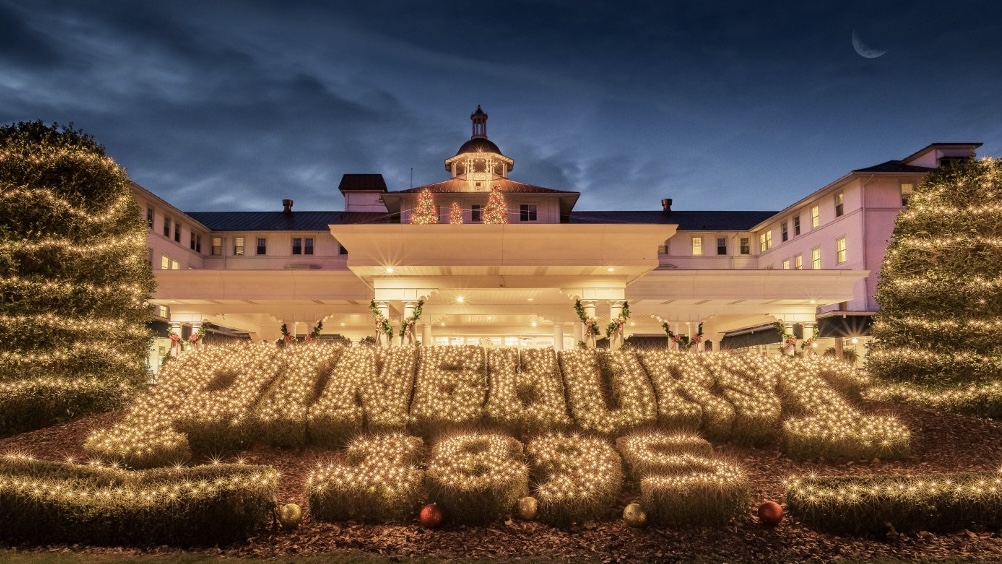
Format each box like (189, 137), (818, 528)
(2, 401), (1002, 562)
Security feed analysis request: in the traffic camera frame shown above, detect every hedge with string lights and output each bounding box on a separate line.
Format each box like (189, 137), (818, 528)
(869, 158), (1002, 415)
(0, 122), (155, 435)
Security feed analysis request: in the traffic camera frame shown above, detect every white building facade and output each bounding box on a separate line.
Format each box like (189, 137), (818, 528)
(133, 107), (980, 371)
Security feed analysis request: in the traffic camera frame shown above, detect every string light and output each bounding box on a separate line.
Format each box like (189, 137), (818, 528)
(527, 433), (622, 525)
(559, 350), (657, 435)
(484, 347), (572, 434)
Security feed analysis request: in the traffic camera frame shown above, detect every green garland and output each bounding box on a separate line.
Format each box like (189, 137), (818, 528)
(605, 301), (630, 338)
(662, 321), (703, 350)
(398, 299), (424, 338)
(574, 299), (600, 336)
(310, 321), (323, 340)
(369, 300), (393, 337)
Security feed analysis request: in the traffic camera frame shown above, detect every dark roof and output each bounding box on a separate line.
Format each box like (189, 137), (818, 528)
(395, 178), (577, 195)
(569, 210), (777, 231)
(338, 174), (387, 192)
(455, 137), (504, 156)
(852, 160), (933, 174)
(186, 211), (391, 231)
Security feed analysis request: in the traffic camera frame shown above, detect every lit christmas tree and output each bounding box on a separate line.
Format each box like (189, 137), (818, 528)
(0, 121), (155, 432)
(869, 158), (1002, 393)
(449, 201), (463, 224)
(410, 188), (439, 224)
(482, 186), (508, 224)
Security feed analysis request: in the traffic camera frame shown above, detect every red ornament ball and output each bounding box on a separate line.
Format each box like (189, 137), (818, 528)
(420, 503), (445, 529)
(757, 500), (784, 527)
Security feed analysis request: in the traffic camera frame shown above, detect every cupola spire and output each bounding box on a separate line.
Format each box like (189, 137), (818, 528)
(471, 105), (488, 139)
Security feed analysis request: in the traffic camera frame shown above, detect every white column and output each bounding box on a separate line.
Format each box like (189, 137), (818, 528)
(785, 322), (796, 356)
(572, 321), (582, 346)
(552, 322), (565, 352)
(609, 300), (625, 350)
(375, 301), (391, 348)
(190, 321), (203, 349)
(581, 300), (597, 348)
(401, 301), (417, 346)
(169, 321), (183, 356)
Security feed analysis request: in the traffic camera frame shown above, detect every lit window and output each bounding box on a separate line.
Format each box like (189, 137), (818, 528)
(234, 237), (245, 256)
(835, 193), (844, 217)
(146, 207), (154, 229)
(471, 204), (482, 223)
(160, 255), (169, 270)
(716, 237), (727, 255)
(793, 216), (801, 236)
(795, 255), (803, 270)
(519, 204), (537, 222)
(836, 237), (847, 263)
(211, 237), (221, 256)
(739, 237), (750, 255)
(292, 238), (302, 255)
(781, 222), (788, 242)
(901, 183), (914, 206)
(257, 238), (267, 255)
(163, 216), (171, 237)
(811, 205), (820, 228)
(171, 259), (179, 270)
(759, 230), (772, 252)
(305, 238), (314, 255)
(811, 247), (821, 270)
(783, 259), (790, 270)
(158, 305), (168, 318)
(174, 221), (181, 243)
(692, 237), (703, 256)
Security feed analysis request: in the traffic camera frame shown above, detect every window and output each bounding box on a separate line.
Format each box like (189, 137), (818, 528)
(211, 237), (221, 256)
(160, 255), (169, 270)
(834, 192), (844, 217)
(692, 237), (703, 256)
(810, 205), (820, 228)
(716, 237), (727, 255)
(163, 216), (171, 237)
(234, 237), (245, 256)
(146, 207), (154, 229)
(174, 221), (181, 243)
(836, 237), (847, 263)
(471, 204), (482, 223)
(739, 237), (750, 255)
(783, 259), (791, 270)
(158, 305), (168, 318)
(190, 233), (197, 251)
(811, 247), (821, 270)
(795, 255), (803, 270)
(257, 238), (267, 255)
(759, 230), (772, 252)
(195, 235), (201, 253)
(305, 237), (314, 255)
(781, 222), (788, 242)
(292, 238), (302, 255)
(338, 244), (348, 255)
(793, 216), (801, 236)
(171, 259), (179, 270)
(519, 204), (537, 222)
(901, 183), (914, 206)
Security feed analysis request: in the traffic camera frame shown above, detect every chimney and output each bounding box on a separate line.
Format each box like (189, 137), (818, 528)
(661, 198), (673, 213)
(282, 199), (294, 214)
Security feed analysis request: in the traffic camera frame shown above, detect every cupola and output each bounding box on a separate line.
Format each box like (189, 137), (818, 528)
(444, 106), (514, 180)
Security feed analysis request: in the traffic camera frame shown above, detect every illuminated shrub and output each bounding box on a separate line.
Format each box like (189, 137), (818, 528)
(786, 471), (1002, 533)
(485, 348), (572, 434)
(635, 352), (703, 429)
(700, 354), (782, 445)
(527, 433), (623, 525)
(254, 344), (345, 447)
(410, 346), (487, 435)
(865, 382), (1002, 419)
(558, 350), (657, 435)
(0, 454), (277, 546)
(617, 430), (747, 526)
(426, 432), (528, 524)
(779, 358), (909, 461)
(0, 122), (154, 434)
(669, 355), (737, 440)
(307, 433), (425, 522)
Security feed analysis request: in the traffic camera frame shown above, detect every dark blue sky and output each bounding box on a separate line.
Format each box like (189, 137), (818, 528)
(3, 1), (1001, 213)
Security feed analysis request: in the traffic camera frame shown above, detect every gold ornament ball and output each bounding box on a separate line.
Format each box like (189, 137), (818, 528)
(517, 496), (538, 521)
(278, 503), (303, 530)
(623, 502), (647, 528)
(757, 500), (784, 527)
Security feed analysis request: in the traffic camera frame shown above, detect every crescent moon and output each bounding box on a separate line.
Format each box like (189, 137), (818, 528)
(852, 30), (886, 59)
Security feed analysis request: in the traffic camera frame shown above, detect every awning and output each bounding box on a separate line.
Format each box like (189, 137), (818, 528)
(720, 324), (782, 350)
(817, 313), (873, 338)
